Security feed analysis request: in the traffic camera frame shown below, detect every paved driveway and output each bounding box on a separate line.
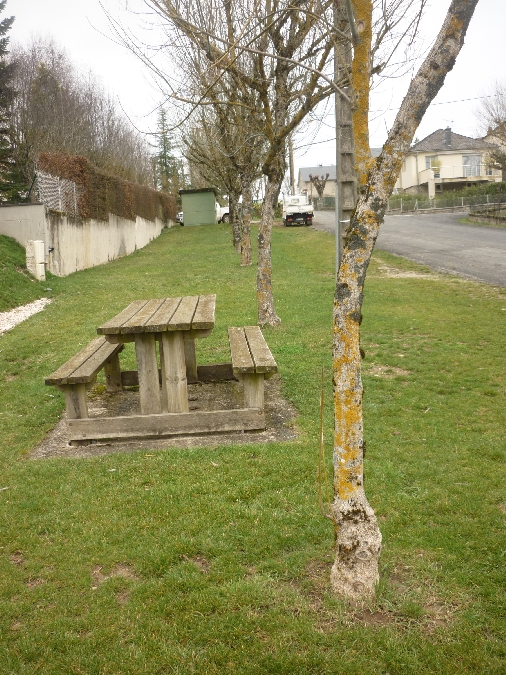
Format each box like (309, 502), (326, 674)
(311, 211), (506, 287)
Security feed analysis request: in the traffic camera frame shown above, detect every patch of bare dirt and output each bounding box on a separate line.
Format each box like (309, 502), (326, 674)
(366, 364), (410, 379)
(294, 557), (456, 633)
(31, 375), (298, 459)
(10, 551), (25, 566)
(91, 563), (138, 588)
(376, 265), (439, 280)
(181, 555), (211, 573)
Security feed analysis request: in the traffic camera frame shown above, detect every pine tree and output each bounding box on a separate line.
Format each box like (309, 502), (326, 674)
(0, 0), (20, 201)
(154, 109), (180, 199)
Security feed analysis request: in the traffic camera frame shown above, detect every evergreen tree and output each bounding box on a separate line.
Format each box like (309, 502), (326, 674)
(154, 109), (180, 198)
(0, 1), (20, 201)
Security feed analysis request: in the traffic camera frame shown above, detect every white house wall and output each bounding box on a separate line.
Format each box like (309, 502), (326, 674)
(395, 151), (498, 192)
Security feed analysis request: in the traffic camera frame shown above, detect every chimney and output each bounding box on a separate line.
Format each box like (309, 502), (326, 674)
(445, 127), (452, 147)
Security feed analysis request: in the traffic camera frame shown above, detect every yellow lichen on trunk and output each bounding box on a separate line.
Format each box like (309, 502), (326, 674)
(333, 309), (363, 501)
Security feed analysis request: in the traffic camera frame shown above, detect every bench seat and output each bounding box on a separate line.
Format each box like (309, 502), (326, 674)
(46, 336), (124, 421)
(228, 327), (277, 409)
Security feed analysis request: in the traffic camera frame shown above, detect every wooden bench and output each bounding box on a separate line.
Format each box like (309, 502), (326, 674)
(228, 326), (278, 410)
(45, 337), (124, 422)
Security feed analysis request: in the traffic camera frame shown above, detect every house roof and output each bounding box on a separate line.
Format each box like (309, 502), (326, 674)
(298, 149), (382, 182)
(298, 166), (336, 182)
(411, 128), (495, 153)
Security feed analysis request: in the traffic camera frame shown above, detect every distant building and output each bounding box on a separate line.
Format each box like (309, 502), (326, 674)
(394, 128), (501, 196)
(297, 149), (382, 199)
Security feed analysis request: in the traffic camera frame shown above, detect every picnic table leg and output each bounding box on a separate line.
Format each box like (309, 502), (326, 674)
(184, 338), (198, 382)
(134, 333), (162, 414)
(160, 330), (189, 413)
(104, 353), (122, 393)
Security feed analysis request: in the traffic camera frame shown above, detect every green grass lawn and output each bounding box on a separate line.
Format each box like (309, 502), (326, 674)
(0, 236), (52, 312)
(0, 224), (504, 674)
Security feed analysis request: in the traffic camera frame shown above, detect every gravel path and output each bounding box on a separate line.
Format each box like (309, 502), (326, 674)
(0, 298), (52, 334)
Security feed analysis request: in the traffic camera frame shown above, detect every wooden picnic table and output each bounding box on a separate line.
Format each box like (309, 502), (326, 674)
(97, 295), (216, 415)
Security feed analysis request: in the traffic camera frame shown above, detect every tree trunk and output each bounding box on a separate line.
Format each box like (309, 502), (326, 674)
(257, 177), (281, 326)
(331, 0), (480, 600)
(229, 192), (241, 254)
(241, 178), (253, 266)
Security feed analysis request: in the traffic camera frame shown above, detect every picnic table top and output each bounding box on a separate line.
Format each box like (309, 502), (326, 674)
(97, 295), (216, 335)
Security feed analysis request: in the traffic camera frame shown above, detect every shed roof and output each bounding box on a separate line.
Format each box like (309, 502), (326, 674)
(179, 188), (217, 196)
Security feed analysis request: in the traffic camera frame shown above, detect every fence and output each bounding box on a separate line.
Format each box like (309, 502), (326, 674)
(387, 193), (506, 213)
(36, 170), (80, 216)
(311, 192), (506, 214)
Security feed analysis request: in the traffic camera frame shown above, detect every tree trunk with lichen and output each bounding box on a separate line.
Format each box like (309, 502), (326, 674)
(331, 0), (480, 600)
(229, 192), (241, 254)
(241, 178), (253, 266)
(257, 176), (281, 325)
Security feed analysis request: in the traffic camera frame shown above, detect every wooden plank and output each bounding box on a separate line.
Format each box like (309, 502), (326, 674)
(121, 363), (236, 387)
(67, 408), (266, 441)
(192, 294), (216, 330)
(196, 363), (236, 382)
(46, 337), (110, 385)
(160, 331), (189, 413)
(96, 300), (148, 334)
(144, 297), (181, 332)
(120, 298), (166, 333)
(68, 341), (123, 383)
(244, 326), (278, 374)
(168, 295), (199, 330)
(134, 333), (161, 414)
(228, 327), (254, 373)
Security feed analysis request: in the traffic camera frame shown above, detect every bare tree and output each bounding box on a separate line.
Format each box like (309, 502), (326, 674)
(477, 80), (506, 180)
(309, 172), (329, 209)
(8, 37), (154, 187)
(330, 0), (480, 600)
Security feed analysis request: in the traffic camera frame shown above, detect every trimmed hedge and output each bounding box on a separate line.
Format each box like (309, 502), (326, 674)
(38, 153), (176, 223)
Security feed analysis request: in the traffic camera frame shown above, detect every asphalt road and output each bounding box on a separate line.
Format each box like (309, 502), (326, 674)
(312, 211), (506, 287)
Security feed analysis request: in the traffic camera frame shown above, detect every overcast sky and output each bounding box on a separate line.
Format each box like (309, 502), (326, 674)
(9, 0), (506, 174)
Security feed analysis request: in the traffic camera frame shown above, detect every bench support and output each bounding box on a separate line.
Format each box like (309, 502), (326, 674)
(242, 373), (265, 409)
(58, 383), (88, 419)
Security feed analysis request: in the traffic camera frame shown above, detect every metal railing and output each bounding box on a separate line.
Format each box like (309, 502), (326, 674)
(422, 164), (500, 180)
(387, 192), (506, 213)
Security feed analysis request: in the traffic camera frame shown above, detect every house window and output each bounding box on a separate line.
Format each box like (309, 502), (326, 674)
(463, 154), (481, 177)
(425, 155), (440, 177)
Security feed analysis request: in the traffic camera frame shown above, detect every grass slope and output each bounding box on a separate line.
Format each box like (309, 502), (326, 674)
(0, 225), (504, 674)
(0, 236), (50, 312)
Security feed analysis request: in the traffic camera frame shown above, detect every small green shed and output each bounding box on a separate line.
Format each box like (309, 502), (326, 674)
(179, 188), (217, 226)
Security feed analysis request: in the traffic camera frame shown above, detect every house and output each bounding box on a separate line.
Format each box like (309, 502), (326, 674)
(297, 165), (336, 199)
(297, 149), (382, 200)
(395, 128), (501, 197)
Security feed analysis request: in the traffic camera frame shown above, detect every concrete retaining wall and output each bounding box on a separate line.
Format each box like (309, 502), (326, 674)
(0, 203), (167, 277)
(0, 203), (46, 243)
